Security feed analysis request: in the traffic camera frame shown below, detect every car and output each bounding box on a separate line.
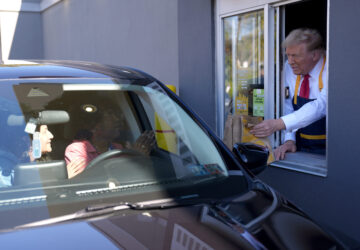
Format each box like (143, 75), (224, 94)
(0, 60), (345, 249)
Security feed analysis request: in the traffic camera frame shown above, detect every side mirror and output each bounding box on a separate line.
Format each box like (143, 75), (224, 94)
(233, 143), (269, 175)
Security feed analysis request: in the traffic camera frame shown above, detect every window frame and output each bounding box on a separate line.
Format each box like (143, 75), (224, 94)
(215, 0), (329, 177)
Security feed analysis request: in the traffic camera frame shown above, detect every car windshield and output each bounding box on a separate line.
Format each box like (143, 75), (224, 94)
(0, 78), (246, 230)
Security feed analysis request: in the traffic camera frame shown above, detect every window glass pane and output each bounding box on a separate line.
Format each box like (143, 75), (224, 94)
(0, 82), (228, 190)
(0, 79), (243, 230)
(223, 10), (264, 119)
(137, 89), (227, 171)
(0, 84), (28, 186)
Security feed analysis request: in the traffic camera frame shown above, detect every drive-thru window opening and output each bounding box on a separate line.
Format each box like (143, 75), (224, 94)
(220, 0), (328, 177)
(272, 0), (328, 177)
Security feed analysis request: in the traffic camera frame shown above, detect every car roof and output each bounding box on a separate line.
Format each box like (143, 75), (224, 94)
(0, 60), (154, 81)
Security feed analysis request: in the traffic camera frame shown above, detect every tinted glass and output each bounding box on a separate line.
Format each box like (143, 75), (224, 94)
(0, 79), (244, 230)
(223, 10), (265, 119)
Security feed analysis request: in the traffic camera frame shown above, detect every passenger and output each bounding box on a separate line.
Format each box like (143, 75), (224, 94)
(29, 125), (54, 162)
(65, 109), (155, 178)
(0, 125), (54, 187)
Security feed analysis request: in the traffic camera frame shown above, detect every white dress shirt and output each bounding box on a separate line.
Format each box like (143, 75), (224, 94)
(280, 56), (327, 142)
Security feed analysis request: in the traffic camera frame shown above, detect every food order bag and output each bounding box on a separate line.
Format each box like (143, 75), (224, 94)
(223, 114), (242, 150)
(224, 114), (275, 164)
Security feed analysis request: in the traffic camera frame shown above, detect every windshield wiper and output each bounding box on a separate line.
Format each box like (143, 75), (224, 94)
(13, 202), (132, 231)
(14, 194), (206, 230)
(86, 194), (202, 212)
(130, 194), (203, 209)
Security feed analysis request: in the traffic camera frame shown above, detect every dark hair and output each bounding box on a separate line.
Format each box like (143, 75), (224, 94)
(74, 101), (123, 141)
(74, 129), (93, 140)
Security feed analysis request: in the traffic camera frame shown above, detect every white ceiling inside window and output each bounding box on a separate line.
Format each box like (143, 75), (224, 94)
(0, 0), (62, 12)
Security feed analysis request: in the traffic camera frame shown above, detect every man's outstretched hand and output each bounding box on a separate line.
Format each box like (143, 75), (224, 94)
(250, 119), (286, 138)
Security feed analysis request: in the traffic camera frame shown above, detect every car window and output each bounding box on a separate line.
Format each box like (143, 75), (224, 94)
(0, 85), (30, 186)
(0, 79), (246, 230)
(137, 90), (226, 174)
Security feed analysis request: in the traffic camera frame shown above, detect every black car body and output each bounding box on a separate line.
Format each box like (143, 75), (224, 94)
(0, 60), (344, 249)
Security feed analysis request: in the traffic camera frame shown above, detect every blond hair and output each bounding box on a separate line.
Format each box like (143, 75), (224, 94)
(282, 28), (324, 52)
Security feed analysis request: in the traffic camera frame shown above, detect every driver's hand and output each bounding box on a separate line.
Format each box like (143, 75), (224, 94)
(67, 158), (86, 179)
(126, 130), (156, 155)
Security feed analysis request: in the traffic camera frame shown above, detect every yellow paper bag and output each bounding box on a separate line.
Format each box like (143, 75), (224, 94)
(240, 115), (275, 164)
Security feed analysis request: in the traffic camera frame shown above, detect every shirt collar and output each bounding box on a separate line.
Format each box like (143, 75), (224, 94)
(75, 139), (97, 153)
(308, 55), (325, 79)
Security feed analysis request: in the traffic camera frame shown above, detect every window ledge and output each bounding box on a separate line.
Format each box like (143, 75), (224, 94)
(270, 151), (327, 177)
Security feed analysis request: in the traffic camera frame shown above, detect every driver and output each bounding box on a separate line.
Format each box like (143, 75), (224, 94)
(65, 109), (155, 178)
(65, 110), (124, 178)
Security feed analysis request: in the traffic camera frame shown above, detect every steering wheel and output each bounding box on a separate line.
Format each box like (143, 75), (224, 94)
(86, 149), (144, 170)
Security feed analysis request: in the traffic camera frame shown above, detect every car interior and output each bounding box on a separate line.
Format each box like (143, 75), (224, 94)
(8, 82), (214, 190)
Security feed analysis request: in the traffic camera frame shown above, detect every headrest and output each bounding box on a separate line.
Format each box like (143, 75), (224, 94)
(37, 110), (70, 125)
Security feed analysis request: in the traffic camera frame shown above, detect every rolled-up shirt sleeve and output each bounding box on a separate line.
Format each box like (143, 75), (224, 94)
(65, 141), (87, 165)
(64, 140), (96, 168)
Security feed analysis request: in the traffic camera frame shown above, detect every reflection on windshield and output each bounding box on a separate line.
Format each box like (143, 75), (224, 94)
(0, 92), (30, 187)
(0, 82), (228, 188)
(0, 80), (239, 230)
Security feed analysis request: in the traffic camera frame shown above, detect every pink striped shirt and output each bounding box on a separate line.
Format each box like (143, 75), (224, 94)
(65, 140), (123, 171)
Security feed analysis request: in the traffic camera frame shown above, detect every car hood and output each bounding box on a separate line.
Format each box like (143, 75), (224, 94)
(0, 184), (342, 250)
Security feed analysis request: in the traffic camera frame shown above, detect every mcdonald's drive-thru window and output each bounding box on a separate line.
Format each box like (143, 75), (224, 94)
(216, 0), (328, 177)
